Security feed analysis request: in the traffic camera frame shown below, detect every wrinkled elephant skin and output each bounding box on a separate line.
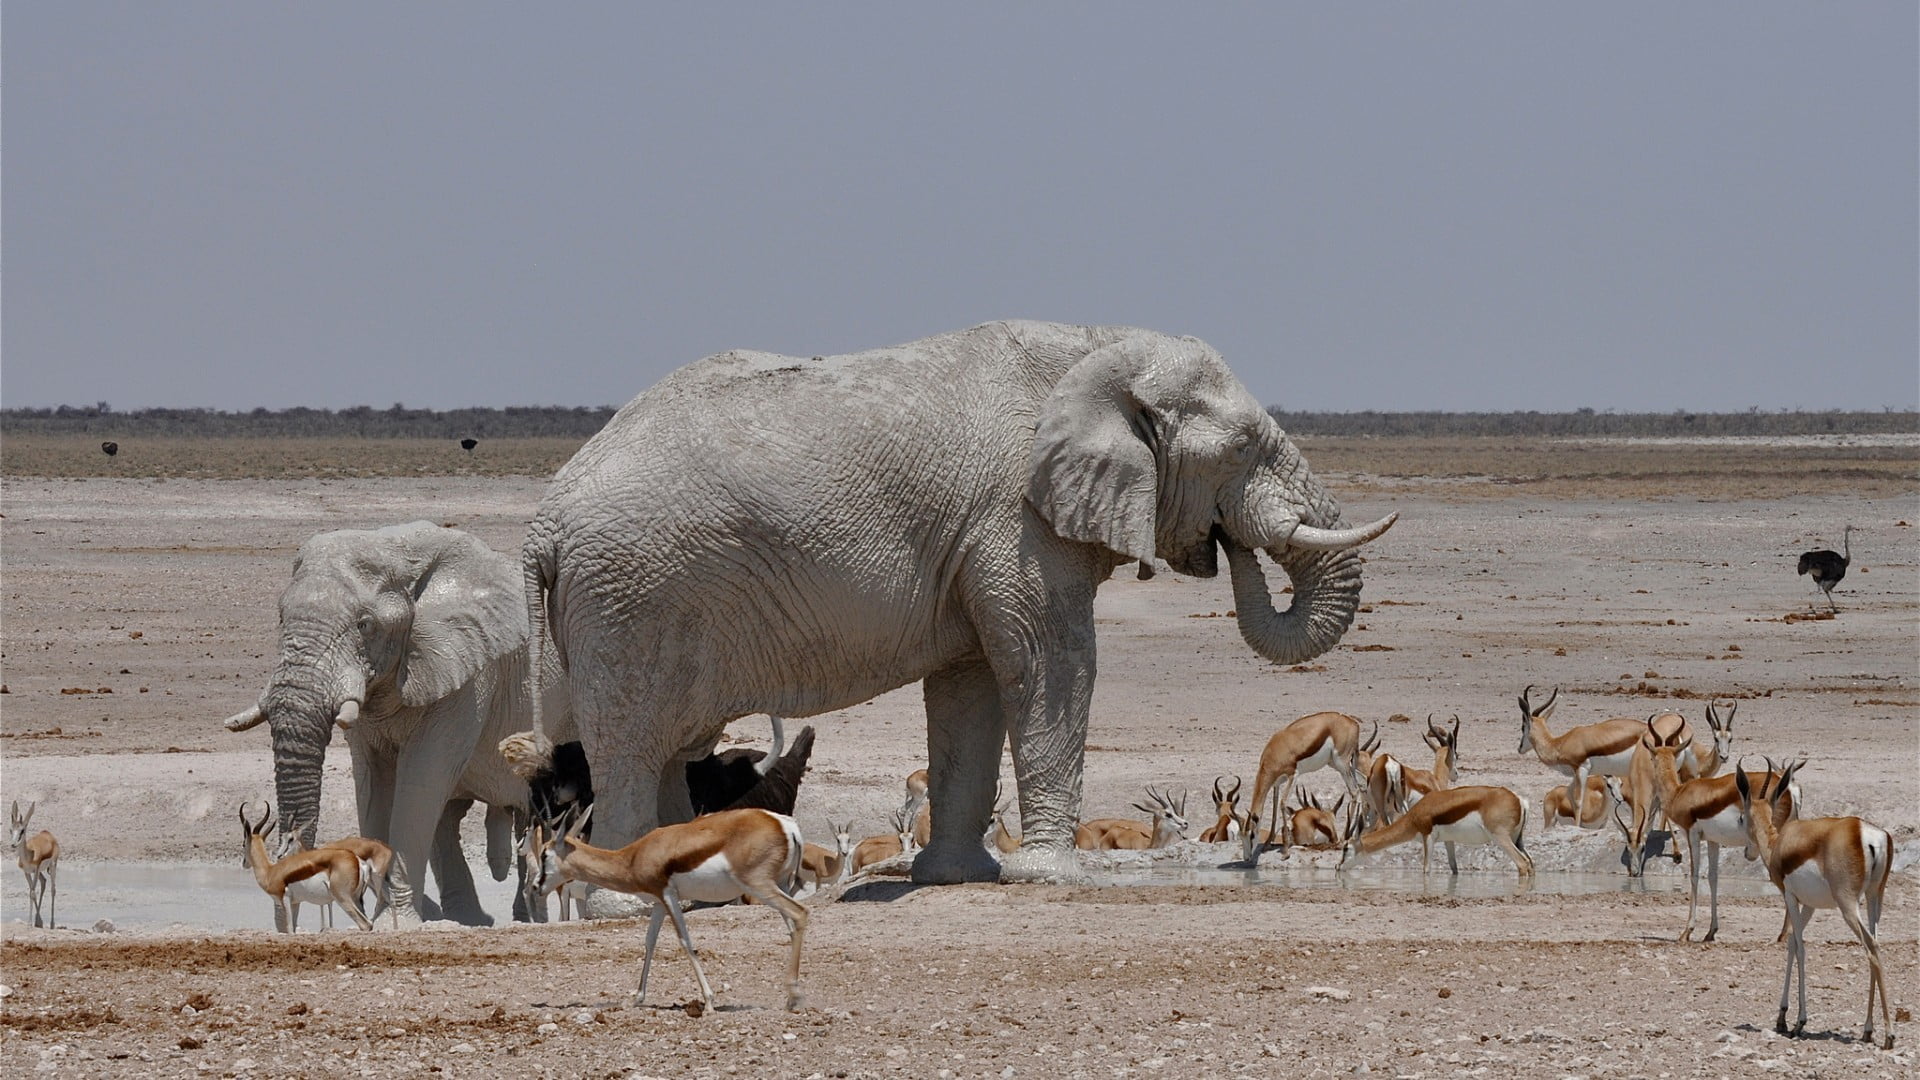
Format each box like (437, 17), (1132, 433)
(520, 322), (1392, 890)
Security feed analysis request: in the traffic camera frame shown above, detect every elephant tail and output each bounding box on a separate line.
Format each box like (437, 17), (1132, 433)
(501, 524), (561, 779)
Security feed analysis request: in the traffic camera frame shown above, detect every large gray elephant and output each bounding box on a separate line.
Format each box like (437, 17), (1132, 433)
(224, 521), (572, 924)
(506, 321), (1392, 888)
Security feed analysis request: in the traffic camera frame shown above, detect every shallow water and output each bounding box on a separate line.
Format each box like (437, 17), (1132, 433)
(0, 860), (522, 933)
(1091, 863), (1779, 899)
(3, 856), (1780, 933)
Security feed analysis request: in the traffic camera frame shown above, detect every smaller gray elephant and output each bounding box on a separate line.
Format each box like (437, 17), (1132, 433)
(224, 521), (573, 925)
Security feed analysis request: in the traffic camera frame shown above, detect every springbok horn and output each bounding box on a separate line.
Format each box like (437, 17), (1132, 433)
(1286, 513), (1398, 552)
(334, 700), (360, 730)
(224, 704), (265, 732)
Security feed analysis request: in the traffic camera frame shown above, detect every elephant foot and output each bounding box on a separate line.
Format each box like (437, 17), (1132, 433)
(910, 842), (1001, 885)
(441, 905), (495, 928)
(582, 886), (650, 921)
(996, 843), (1088, 885)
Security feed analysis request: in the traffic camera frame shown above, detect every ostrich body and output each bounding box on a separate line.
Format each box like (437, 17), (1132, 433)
(1797, 526), (1853, 612)
(100, 441), (118, 458)
(459, 438), (478, 453)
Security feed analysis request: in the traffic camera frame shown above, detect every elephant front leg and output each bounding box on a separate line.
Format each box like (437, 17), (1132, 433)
(995, 643), (1094, 886)
(911, 660), (1007, 885)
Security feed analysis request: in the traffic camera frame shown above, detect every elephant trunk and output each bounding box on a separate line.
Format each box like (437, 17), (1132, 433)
(260, 664), (363, 850)
(268, 711), (330, 851)
(1224, 538), (1366, 667)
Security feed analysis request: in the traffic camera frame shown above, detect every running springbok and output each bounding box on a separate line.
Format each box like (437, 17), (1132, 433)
(1337, 786), (1534, 878)
(532, 805), (809, 1013)
(1199, 776), (1244, 843)
(1076, 787), (1190, 851)
(1736, 760), (1894, 1049)
(9, 801), (59, 929)
(238, 803), (373, 933)
(1243, 712), (1370, 862)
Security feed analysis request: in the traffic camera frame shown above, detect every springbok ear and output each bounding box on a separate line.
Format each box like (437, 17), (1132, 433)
(392, 523), (525, 708)
(1028, 341), (1159, 563)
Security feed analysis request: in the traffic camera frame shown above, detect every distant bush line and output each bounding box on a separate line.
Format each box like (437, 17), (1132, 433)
(1268, 408), (1916, 438)
(0, 403), (1912, 440)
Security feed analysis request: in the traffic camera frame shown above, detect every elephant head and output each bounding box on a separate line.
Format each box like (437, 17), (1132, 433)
(1028, 331), (1394, 664)
(222, 521), (525, 848)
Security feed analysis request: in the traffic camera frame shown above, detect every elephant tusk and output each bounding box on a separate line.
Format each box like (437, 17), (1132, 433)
(334, 699), (361, 730)
(1286, 513), (1398, 552)
(224, 704), (265, 732)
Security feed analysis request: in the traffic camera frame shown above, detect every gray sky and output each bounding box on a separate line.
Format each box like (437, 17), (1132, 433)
(5, 4), (1915, 413)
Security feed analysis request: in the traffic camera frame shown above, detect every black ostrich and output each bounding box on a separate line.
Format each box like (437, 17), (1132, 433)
(459, 438), (478, 454)
(100, 441), (119, 458)
(1796, 525), (1854, 612)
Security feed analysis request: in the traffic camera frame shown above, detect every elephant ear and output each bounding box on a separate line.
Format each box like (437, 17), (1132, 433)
(391, 523), (526, 708)
(1028, 340), (1159, 562)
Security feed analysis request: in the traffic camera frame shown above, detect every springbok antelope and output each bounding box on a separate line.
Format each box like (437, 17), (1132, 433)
(275, 820), (400, 930)
(905, 768), (932, 848)
(849, 807), (916, 874)
(1287, 791), (1346, 848)
(1199, 776), (1244, 843)
(1542, 775), (1621, 831)
(533, 805), (809, 1012)
(1517, 685), (1680, 814)
(1242, 712), (1370, 862)
(1075, 787), (1190, 851)
(1736, 760), (1894, 1048)
(1338, 786), (1534, 878)
(989, 798), (1021, 854)
(1619, 702), (1734, 843)
(1365, 715), (1460, 826)
(9, 801), (59, 929)
(1634, 722), (1803, 941)
(800, 819), (856, 891)
(238, 803), (373, 933)
(520, 817), (592, 920)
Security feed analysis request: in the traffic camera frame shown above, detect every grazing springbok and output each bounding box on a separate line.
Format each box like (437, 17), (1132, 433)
(1075, 787), (1190, 851)
(849, 807), (917, 874)
(1517, 685), (1681, 817)
(1287, 790), (1346, 848)
(1243, 712), (1370, 862)
(238, 803), (373, 933)
(533, 805), (809, 1012)
(9, 801), (59, 929)
(800, 819), (856, 891)
(1338, 786), (1534, 878)
(1633, 721), (1801, 941)
(1736, 760), (1893, 1048)
(275, 819), (400, 930)
(1199, 776), (1244, 843)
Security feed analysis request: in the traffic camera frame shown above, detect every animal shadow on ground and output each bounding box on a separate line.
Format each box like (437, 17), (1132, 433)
(837, 881), (928, 903)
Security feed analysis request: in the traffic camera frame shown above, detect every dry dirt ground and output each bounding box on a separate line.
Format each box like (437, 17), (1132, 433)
(2, 449), (1916, 1077)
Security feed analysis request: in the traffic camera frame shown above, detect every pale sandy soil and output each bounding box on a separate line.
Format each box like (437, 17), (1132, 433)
(2, 473), (1916, 1077)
